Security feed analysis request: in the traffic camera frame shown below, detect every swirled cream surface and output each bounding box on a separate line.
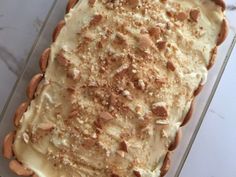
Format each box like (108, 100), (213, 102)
(13, 0), (224, 176)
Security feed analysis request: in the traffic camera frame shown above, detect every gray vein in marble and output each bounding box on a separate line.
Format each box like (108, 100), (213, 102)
(0, 46), (23, 75)
(33, 17), (43, 32)
(227, 5), (236, 11)
(0, 26), (10, 31)
(209, 109), (225, 120)
(226, 3), (236, 32)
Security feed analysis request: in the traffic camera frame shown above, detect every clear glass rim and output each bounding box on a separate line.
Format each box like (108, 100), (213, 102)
(175, 35), (236, 177)
(0, 0), (57, 123)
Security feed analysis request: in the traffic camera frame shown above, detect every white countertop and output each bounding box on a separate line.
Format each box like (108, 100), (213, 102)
(0, 0), (235, 177)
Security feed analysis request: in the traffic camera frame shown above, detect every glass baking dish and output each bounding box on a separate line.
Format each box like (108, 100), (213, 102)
(0, 0), (235, 176)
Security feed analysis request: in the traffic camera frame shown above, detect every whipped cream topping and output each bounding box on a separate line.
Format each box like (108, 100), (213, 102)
(13, 0), (224, 177)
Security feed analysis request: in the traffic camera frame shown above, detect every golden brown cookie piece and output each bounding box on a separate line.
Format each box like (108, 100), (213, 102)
(212, 0), (226, 11)
(26, 73), (43, 99)
(52, 20), (66, 42)
(217, 19), (228, 46)
(168, 130), (181, 151)
(133, 170), (142, 177)
(3, 131), (15, 159)
(207, 47), (218, 70)
(190, 9), (200, 22)
(9, 160), (33, 176)
(160, 152), (171, 177)
(14, 101), (29, 127)
(194, 84), (204, 96)
(66, 0), (78, 13)
(39, 48), (50, 73)
(181, 101), (194, 127)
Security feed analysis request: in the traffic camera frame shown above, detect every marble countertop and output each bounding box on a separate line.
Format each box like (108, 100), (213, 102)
(0, 0), (235, 177)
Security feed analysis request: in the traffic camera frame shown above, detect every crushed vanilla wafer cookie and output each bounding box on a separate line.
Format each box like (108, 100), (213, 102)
(3, 0), (227, 177)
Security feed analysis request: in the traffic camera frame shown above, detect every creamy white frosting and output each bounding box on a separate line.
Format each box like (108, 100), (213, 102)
(13, 0), (224, 177)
